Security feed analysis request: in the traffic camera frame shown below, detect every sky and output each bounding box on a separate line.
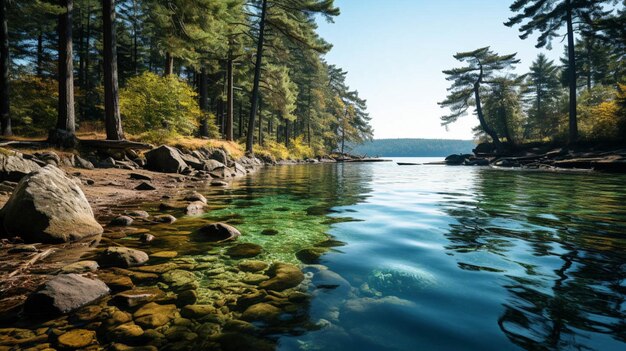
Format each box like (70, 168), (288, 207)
(316, 0), (565, 140)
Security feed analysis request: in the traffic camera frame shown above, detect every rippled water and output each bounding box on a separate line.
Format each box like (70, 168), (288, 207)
(221, 158), (626, 351)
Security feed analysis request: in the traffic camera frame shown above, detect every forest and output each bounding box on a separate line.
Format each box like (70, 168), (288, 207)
(440, 0), (625, 154)
(0, 0), (373, 159)
(350, 138), (475, 157)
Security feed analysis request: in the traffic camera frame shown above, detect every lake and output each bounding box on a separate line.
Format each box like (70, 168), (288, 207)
(5, 158), (626, 351)
(223, 158), (626, 351)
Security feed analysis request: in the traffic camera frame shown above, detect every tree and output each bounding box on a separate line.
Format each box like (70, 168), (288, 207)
(439, 47), (520, 153)
(0, 0), (10, 136)
(245, 0), (340, 155)
(482, 75), (525, 145)
(102, 0), (124, 140)
(50, 0), (76, 144)
(523, 53), (563, 139)
(505, 0), (610, 144)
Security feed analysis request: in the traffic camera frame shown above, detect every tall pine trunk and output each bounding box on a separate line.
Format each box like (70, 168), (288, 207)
(565, 0), (578, 143)
(56, 0), (76, 135)
(246, 0), (267, 154)
(164, 52), (173, 76)
(103, 0), (124, 140)
(0, 0), (11, 136)
(198, 67), (209, 137)
(226, 53), (234, 141)
(36, 31), (44, 77)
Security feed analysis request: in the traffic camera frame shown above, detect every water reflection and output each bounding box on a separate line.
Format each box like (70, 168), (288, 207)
(442, 169), (626, 350)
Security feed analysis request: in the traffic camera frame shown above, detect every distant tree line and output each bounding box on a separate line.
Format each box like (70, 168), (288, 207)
(0, 0), (373, 155)
(350, 138), (476, 157)
(440, 0), (625, 153)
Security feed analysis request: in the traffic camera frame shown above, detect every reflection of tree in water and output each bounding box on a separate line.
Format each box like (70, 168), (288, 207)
(441, 169), (626, 350)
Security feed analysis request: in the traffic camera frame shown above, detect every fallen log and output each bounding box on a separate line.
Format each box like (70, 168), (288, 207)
(79, 139), (153, 150)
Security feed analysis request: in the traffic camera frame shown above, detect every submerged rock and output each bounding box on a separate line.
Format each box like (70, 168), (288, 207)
(258, 263), (304, 291)
(61, 260), (99, 274)
(154, 214), (177, 224)
(162, 269), (199, 291)
(99, 247), (149, 268)
(198, 223), (241, 242)
(226, 243), (262, 258)
(241, 303), (281, 323)
(296, 248), (327, 264)
(183, 191), (207, 204)
(185, 201), (206, 216)
(0, 165), (103, 243)
(238, 260), (268, 273)
(57, 329), (97, 349)
(24, 274), (110, 314)
(133, 303), (179, 328)
(145, 145), (188, 173)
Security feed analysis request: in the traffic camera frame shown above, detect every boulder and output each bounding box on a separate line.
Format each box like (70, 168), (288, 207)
(0, 152), (41, 182)
(73, 155), (95, 169)
(109, 215), (134, 226)
(209, 149), (229, 165)
(198, 223), (241, 242)
(24, 274), (110, 314)
(0, 165), (103, 243)
(135, 182), (156, 191)
(145, 145), (188, 173)
(99, 247), (149, 268)
(129, 172), (153, 181)
(183, 191), (207, 204)
(202, 159), (226, 172)
(258, 263), (304, 291)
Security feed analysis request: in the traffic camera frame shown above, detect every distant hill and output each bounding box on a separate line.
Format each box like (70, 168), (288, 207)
(349, 138), (475, 157)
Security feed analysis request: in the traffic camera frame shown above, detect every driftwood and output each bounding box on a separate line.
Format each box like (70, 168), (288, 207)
(79, 139), (153, 150)
(7, 248), (56, 278)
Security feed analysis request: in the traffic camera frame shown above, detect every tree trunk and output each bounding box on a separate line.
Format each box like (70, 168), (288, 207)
(164, 51), (173, 76)
(284, 118), (289, 148)
(226, 53), (234, 141)
(565, 0), (578, 143)
(132, 0), (138, 75)
(0, 0), (11, 136)
(36, 31), (44, 77)
(56, 0), (75, 134)
(103, 0), (124, 141)
(238, 100), (243, 139)
(198, 67), (209, 137)
(84, 4), (91, 88)
(474, 84), (503, 153)
(246, 0), (267, 155)
(258, 104), (263, 146)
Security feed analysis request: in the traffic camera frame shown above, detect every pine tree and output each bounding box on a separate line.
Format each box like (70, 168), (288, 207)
(523, 53), (563, 139)
(505, 0), (611, 144)
(439, 47), (520, 153)
(0, 0), (10, 136)
(102, 0), (124, 140)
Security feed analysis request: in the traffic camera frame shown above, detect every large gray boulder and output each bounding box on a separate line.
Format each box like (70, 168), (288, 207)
(144, 145), (188, 173)
(24, 274), (110, 314)
(0, 152), (41, 182)
(0, 165), (103, 243)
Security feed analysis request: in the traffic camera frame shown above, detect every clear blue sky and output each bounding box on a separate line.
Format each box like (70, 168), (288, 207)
(316, 0), (564, 140)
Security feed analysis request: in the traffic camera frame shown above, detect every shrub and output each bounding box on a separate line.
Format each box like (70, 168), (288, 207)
(120, 72), (202, 140)
(289, 135), (314, 159)
(10, 75), (58, 136)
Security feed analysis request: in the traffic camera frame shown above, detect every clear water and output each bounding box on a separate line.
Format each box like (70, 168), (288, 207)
(214, 158), (626, 351)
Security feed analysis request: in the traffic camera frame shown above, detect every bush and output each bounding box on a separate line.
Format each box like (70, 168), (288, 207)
(120, 72), (204, 140)
(289, 135), (314, 159)
(578, 86), (621, 141)
(10, 75), (58, 136)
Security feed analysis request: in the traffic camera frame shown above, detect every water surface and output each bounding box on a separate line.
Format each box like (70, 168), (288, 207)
(228, 158), (626, 351)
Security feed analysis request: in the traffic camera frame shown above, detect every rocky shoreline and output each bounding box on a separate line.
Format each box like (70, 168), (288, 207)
(442, 144), (626, 173)
(0, 143), (354, 351)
